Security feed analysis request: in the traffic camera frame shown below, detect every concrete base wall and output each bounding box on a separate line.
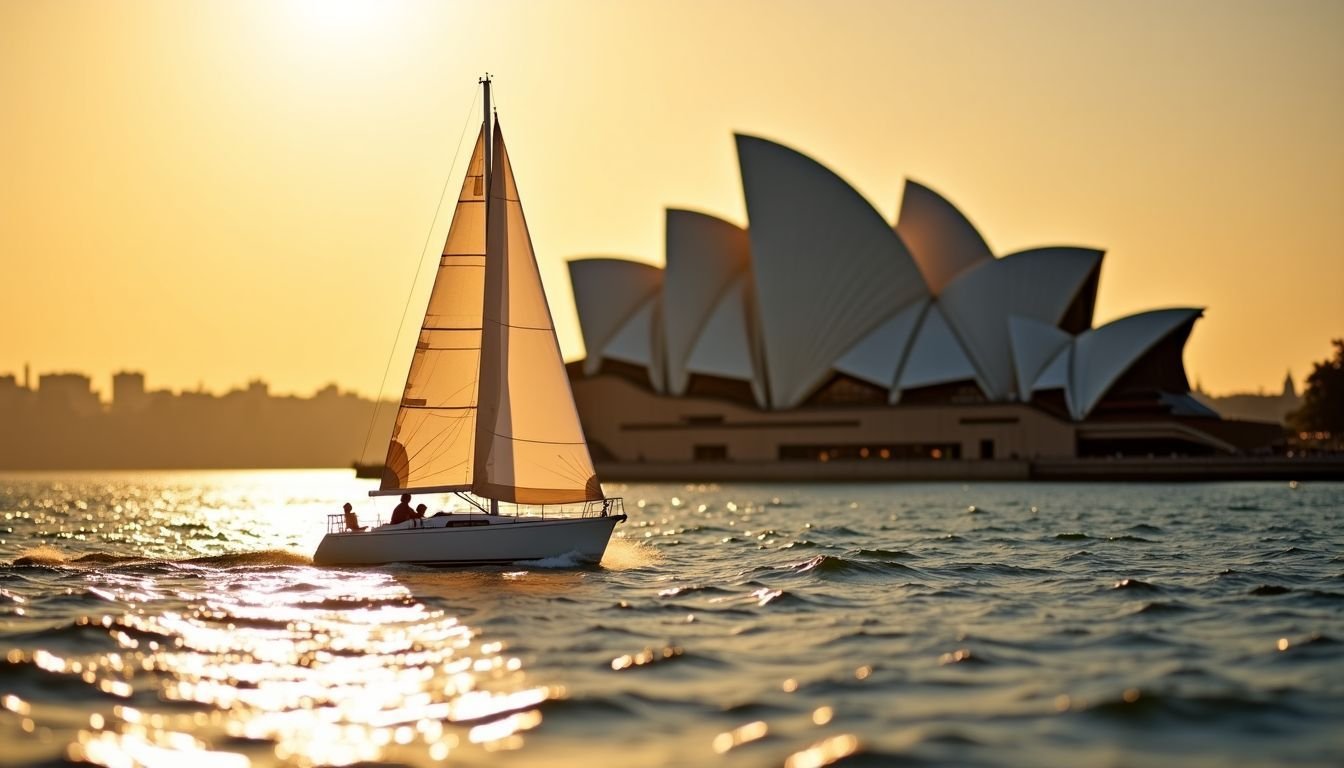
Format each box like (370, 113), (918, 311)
(597, 457), (1344, 483)
(573, 375), (1077, 463)
(597, 460), (1032, 483)
(573, 375), (1315, 481)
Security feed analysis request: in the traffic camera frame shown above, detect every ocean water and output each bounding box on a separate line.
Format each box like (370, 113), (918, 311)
(1, 471), (1341, 767)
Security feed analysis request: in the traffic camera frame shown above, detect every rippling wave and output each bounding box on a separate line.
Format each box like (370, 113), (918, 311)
(0, 470), (1341, 766)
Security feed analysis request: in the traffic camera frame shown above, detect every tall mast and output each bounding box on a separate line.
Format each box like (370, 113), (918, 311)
(479, 74), (499, 516)
(480, 74), (492, 196)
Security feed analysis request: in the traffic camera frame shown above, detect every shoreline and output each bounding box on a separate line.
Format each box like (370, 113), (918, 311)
(595, 456), (1344, 483)
(1, 457), (1341, 482)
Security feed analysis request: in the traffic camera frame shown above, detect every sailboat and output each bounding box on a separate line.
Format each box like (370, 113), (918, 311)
(313, 77), (625, 566)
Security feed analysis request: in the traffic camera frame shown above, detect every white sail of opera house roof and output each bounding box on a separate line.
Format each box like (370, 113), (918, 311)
(895, 179), (995, 296)
(1032, 344), (1072, 389)
(938, 247), (1103, 401)
(663, 209), (752, 397)
(1031, 344), (1076, 416)
(833, 298), (930, 390)
(1008, 315), (1073, 401)
(894, 303), (983, 399)
(600, 293), (666, 392)
(735, 134), (929, 409)
(473, 121), (601, 504)
(684, 275), (767, 407)
(1067, 307), (1203, 421)
(381, 128), (488, 492)
(568, 258), (663, 376)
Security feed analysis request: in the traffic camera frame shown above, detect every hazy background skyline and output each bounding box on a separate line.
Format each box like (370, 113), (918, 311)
(3, 0), (1341, 400)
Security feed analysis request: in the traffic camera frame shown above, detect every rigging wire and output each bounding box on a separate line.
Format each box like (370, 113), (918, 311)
(358, 86), (483, 469)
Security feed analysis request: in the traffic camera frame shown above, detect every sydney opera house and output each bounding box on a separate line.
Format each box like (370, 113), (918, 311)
(565, 134), (1280, 477)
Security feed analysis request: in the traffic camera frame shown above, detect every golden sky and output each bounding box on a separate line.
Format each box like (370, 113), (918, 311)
(2, 0), (1341, 399)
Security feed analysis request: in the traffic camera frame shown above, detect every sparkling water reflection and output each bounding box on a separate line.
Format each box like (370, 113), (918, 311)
(1, 470), (1342, 767)
(8, 563), (557, 766)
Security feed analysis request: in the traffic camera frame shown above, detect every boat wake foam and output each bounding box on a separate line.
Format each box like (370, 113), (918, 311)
(598, 538), (662, 571)
(524, 550), (587, 569)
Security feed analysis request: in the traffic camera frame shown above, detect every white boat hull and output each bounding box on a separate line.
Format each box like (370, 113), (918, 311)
(312, 513), (625, 567)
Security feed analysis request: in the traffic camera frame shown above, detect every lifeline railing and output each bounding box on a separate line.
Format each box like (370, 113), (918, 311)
(328, 497), (624, 533)
(328, 512), (384, 534)
(474, 496), (625, 520)
(583, 497), (625, 518)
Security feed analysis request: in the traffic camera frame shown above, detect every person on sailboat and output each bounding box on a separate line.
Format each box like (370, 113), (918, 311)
(415, 504), (428, 520)
(390, 494), (416, 525)
(342, 503), (364, 532)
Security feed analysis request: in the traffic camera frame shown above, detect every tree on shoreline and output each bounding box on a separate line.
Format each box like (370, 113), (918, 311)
(1290, 339), (1344, 439)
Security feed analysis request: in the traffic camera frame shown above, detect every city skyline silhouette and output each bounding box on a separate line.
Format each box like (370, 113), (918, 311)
(0, 366), (395, 469)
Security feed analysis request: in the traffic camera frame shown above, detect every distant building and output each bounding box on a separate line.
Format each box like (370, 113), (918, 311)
(0, 374), (23, 411)
(566, 134), (1282, 466)
(0, 371), (399, 470)
(314, 383), (348, 400)
(1195, 372), (1301, 426)
(37, 372), (101, 417)
(111, 371), (148, 412)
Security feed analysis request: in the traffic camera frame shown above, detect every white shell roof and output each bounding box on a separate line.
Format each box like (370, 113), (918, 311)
(736, 134), (928, 409)
(894, 303), (982, 397)
(1008, 315), (1073, 400)
(834, 299), (929, 389)
(663, 209), (752, 396)
(568, 258), (662, 376)
(895, 180), (994, 295)
(1033, 345), (1072, 393)
(1032, 345), (1076, 416)
(1069, 308), (1203, 420)
(685, 275), (767, 406)
(601, 293), (665, 391)
(566, 135), (1202, 424)
(938, 247), (1103, 400)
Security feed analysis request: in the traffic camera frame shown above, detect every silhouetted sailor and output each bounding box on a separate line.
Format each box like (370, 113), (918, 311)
(390, 494), (416, 524)
(342, 502), (364, 532)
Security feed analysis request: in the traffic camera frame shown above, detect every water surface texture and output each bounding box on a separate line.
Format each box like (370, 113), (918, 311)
(1, 471), (1341, 767)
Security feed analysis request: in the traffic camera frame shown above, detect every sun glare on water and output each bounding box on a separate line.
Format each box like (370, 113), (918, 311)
(0, 471), (577, 766)
(43, 568), (552, 766)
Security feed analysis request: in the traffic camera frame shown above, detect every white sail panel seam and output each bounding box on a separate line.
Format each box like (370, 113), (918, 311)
(496, 322), (554, 331)
(488, 431), (590, 446)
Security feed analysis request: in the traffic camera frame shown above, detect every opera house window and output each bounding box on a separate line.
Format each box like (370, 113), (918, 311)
(779, 443), (961, 461)
(694, 444), (729, 462)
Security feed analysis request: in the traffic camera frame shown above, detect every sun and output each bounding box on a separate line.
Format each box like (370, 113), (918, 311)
(287, 0), (385, 34)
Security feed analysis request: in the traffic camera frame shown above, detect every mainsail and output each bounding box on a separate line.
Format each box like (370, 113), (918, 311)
(380, 119), (600, 504)
(472, 121), (602, 504)
(381, 129), (488, 492)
